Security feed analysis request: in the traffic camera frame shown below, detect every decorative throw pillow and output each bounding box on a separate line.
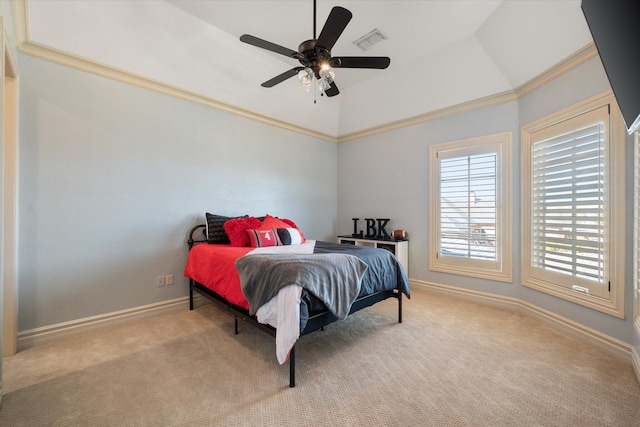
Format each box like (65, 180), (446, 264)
(247, 228), (282, 247)
(224, 216), (262, 247)
(259, 214), (306, 241)
(205, 213), (247, 244)
(259, 214), (294, 230)
(280, 218), (299, 228)
(281, 218), (306, 241)
(277, 228), (304, 245)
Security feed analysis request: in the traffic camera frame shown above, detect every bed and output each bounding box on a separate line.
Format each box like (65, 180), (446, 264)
(183, 214), (410, 387)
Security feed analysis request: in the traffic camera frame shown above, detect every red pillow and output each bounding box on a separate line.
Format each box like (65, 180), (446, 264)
(247, 228), (282, 247)
(259, 214), (292, 230)
(224, 216), (262, 247)
(259, 215), (305, 242)
(281, 218), (299, 228)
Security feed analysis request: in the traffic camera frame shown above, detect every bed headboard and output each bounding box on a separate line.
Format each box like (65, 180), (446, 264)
(187, 224), (207, 249)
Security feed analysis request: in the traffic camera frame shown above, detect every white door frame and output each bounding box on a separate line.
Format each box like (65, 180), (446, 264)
(2, 16), (19, 358)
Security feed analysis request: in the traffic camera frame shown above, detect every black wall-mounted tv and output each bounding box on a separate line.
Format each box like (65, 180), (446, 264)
(582, 0), (640, 134)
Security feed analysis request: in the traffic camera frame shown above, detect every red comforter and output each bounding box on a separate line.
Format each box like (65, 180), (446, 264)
(183, 244), (253, 309)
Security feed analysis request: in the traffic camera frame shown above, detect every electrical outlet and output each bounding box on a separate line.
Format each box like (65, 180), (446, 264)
(157, 276), (165, 287)
(166, 274), (174, 286)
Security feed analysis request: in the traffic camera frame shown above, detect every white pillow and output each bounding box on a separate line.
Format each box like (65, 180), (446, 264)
(276, 228), (304, 245)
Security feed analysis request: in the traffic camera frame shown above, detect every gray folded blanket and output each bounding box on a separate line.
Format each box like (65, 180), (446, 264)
(236, 253), (368, 318)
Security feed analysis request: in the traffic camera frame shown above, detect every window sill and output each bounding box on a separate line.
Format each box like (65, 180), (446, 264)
(522, 278), (624, 319)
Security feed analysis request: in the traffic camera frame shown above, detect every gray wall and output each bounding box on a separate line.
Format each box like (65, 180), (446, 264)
(338, 56), (635, 344)
(338, 100), (520, 299)
(13, 42), (640, 348)
(17, 54), (337, 331)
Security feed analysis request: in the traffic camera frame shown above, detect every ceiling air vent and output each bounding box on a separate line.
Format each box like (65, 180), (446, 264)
(353, 28), (386, 51)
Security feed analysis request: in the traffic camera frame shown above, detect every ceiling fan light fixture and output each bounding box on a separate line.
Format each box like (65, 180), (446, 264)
(318, 78), (331, 93)
(319, 67), (335, 83)
(298, 67), (314, 91)
(318, 67), (335, 93)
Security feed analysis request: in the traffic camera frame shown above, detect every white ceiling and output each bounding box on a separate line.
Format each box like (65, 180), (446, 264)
(22, 0), (594, 138)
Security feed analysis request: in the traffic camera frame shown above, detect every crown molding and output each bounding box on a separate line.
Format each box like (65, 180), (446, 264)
(337, 90), (519, 143)
(11, 0), (27, 47)
(11, 0), (598, 144)
(338, 42), (597, 143)
(10, 0), (337, 143)
(18, 40), (339, 143)
(514, 43), (598, 98)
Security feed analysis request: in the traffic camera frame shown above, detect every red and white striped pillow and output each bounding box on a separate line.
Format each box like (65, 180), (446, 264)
(247, 228), (281, 247)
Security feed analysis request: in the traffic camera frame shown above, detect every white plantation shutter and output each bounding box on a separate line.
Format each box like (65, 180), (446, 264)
(532, 123), (605, 284)
(429, 132), (512, 282)
(440, 153), (497, 260)
(526, 104), (611, 299)
(522, 95), (625, 317)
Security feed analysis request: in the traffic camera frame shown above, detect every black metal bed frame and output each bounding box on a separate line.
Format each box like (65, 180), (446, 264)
(187, 224), (403, 387)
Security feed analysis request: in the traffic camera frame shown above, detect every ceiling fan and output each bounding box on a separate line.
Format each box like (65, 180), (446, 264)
(239, 0), (390, 97)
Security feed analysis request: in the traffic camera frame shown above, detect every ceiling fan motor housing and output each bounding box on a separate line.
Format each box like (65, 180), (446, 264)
(298, 39), (333, 77)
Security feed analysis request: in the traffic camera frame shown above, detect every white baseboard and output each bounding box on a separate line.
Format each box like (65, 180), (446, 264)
(632, 347), (640, 385)
(15, 280), (634, 372)
(411, 279), (633, 363)
(17, 294), (207, 351)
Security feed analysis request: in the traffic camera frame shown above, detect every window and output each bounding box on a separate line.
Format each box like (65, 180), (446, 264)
(429, 132), (512, 281)
(522, 93), (625, 318)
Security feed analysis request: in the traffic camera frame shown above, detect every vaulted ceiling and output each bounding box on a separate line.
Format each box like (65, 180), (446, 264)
(16, 0), (594, 139)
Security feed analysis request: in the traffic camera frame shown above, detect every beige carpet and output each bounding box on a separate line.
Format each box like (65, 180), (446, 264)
(1, 287), (639, 426)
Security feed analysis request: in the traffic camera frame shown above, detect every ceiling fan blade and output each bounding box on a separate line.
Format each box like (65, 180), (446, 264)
(261, 67), (304, 88)
(240, 34), (304, 60)
(316, 7), (352, 51)
(324, 81), (340, 97)
(331, 57), (391, 69)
